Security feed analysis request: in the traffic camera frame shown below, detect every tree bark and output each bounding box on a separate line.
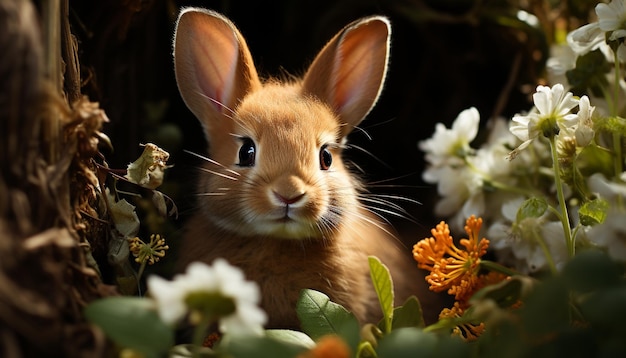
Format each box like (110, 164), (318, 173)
(0, 0), (115, 356)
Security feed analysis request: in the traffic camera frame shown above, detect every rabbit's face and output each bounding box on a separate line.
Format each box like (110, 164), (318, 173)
(175, 8), (390, 240)
(200, 84), (359, 239)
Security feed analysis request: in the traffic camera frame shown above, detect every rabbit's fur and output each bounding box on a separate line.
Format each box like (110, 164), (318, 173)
(174, 8), (436, 329)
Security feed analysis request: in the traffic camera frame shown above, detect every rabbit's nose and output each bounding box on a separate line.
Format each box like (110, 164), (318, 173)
(273, 191), (305, 205)
(271, 175), (307, 205)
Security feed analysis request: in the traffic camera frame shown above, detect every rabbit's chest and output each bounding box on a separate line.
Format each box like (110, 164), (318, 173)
(235, 238), (373, 328)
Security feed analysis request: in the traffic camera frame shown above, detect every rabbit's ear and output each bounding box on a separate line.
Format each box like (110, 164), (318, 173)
(174, 8), (261, 135)
(302, 16), (390, 138)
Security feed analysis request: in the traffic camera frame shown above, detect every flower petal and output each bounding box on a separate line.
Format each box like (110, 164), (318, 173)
(566, 23), (603, 55)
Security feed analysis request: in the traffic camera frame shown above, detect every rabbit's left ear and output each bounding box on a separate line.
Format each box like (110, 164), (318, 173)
(302, 16), (390, 137)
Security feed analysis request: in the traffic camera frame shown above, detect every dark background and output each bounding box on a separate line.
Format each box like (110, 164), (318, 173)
(68, 0), (553, 270)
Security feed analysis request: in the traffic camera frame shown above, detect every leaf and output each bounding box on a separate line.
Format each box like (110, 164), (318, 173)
(296, 289), (360, 350)
(264, 329), (315, 349)
(84, 297), (173, 358)
(368, 256), (394, 333)
(565, 49), (610, 98)
(470, 275), (535, 309)
(519, 277), (570, 336)
(106, 193), (140, 238)
(578, 197), (609, 226)
(375, 327), (469, 358)
(218, 335), (307, 358)
(391, 296), (425, 329)
(152, 191), (168, 217)
(125, 143), (171, 189)
(516, 197), (548, 221)
(562, 249), (623, 292)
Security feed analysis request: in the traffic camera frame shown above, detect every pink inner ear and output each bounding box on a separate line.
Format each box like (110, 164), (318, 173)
(333, 34), (385, 116)
(190, 19), (239, 113)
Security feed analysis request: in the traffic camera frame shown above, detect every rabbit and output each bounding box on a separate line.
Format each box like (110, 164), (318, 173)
(173, 8), (438, 329)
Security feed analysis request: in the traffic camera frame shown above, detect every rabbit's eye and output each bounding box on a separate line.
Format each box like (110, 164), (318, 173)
(320, 145), (332, 170)
(237, 137), (256, 167)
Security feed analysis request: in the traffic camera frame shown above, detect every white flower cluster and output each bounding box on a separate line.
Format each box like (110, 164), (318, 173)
(420, 0), (626, 275)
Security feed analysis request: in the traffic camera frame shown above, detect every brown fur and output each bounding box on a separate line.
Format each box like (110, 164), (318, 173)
(174, 8), (436, 329)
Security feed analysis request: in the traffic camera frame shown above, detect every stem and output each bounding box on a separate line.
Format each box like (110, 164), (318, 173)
(136, 260), (147, 283)
(356, 342), (378, 358)
(479, 260), (520, 277)
(613, 49), (620, 116)
(613, 131), (623, 177)
(549, 136), (574, 257)
(531, 225), (558, 275)
(487, 179), (537, 197)
(612, 50), (624, 180)
(191, 314), (212, 358)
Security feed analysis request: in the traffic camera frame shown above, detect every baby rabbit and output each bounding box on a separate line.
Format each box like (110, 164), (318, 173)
(174, 8), (435, 329)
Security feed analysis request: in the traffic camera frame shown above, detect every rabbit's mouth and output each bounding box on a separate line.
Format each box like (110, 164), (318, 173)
(275, 216), (293, 224)
(253, 213), (322, 239)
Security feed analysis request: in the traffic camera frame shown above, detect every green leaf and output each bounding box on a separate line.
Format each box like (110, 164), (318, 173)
(516, 197), (548, 221)
(578, 197), (609, 226)
(579, 285), (626, 328)
(84, 297), (174, 358)
(391, 296), (425, 329)
(376, 327), (468, 358)
(376, 327), (436, 358)
(296, 289), (360, 349)
(562, 250), (623, 292)
(470, 275), (535, 309)
(565, 49), (610, 98)
(264, 329), (315, 349)
(519, 277), (570, 336)
(368, 256), (394, 333)
(218, 335), (307, 358)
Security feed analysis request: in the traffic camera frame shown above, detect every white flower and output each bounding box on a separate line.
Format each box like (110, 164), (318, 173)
(566, 23), (604, 56)
(586, 173), (626, 261)
(574, 95), (596, 147)
(567, 1), (626, 59)
(589, 172), (626, 198)
(596, 0), (626, 41)
(426, 166), (481, 217)
(147, 259), (267, 336)
(507, 84), (579, 159)
(546, 44), (576, 86)
(487, 198), (569, 273)
(587, 208), (626, 261)
(419, 107), (480, 167)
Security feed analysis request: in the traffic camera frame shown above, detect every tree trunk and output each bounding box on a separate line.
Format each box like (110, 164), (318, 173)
(0, 0), (115, 356)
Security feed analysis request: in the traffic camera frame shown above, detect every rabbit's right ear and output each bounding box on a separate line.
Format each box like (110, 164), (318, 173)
(173, 8), (261, 135)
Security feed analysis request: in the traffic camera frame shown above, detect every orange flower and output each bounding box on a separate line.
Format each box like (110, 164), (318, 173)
(298, 335), (351, 358)
(413, 216), (490, 301)
(439, 302), (485, 341)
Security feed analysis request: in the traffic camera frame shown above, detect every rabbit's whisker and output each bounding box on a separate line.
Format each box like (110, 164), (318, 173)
(346, 144), (391, 169)
(347, 124), (373, 141)
(196, 91), (238, 118)
(198, 167), (239, 181)
(359, 195), (418, 224)
(369, 194), (421, 206)
(184, 150), (240, 177)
